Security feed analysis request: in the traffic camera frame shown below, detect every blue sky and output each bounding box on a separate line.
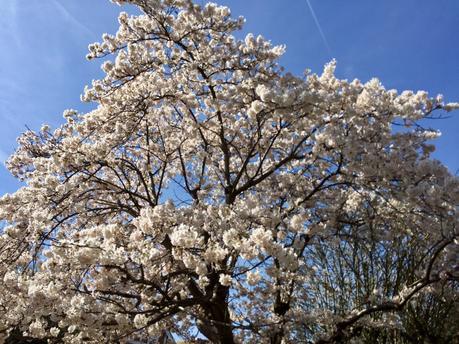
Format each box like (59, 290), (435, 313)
(0, 0), (458, 193)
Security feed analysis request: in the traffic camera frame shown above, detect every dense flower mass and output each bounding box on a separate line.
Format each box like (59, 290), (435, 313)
(0, 0), (458, 343)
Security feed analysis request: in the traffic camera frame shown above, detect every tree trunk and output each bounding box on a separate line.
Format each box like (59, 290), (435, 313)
(197, 283), (235, 344)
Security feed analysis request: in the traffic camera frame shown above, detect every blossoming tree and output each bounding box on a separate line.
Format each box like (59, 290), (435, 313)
(0, 0), (458, 343)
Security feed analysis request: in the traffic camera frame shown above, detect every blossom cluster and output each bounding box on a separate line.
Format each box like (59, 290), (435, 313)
(0, 0), (457, 343)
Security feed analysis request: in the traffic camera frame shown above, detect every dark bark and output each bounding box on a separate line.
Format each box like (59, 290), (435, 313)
(5, 328), (49, 344)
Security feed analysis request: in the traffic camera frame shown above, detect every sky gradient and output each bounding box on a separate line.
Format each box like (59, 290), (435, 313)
(1, 0), (458, 194)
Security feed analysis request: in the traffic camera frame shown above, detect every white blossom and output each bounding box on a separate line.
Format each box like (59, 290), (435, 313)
(219, 274), (232, 287)
(0, 0), (457, 343)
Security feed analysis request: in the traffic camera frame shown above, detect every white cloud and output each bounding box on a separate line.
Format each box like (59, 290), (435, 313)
(344, 65), (355, 79)
(0, 0), (22, 48)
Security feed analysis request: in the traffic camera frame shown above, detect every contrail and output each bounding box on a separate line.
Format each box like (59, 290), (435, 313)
(304, 0), (332, 54)
(51, 0), (95, 38)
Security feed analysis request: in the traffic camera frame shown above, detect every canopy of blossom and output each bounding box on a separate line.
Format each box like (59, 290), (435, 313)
(0, 0), (458, 343)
